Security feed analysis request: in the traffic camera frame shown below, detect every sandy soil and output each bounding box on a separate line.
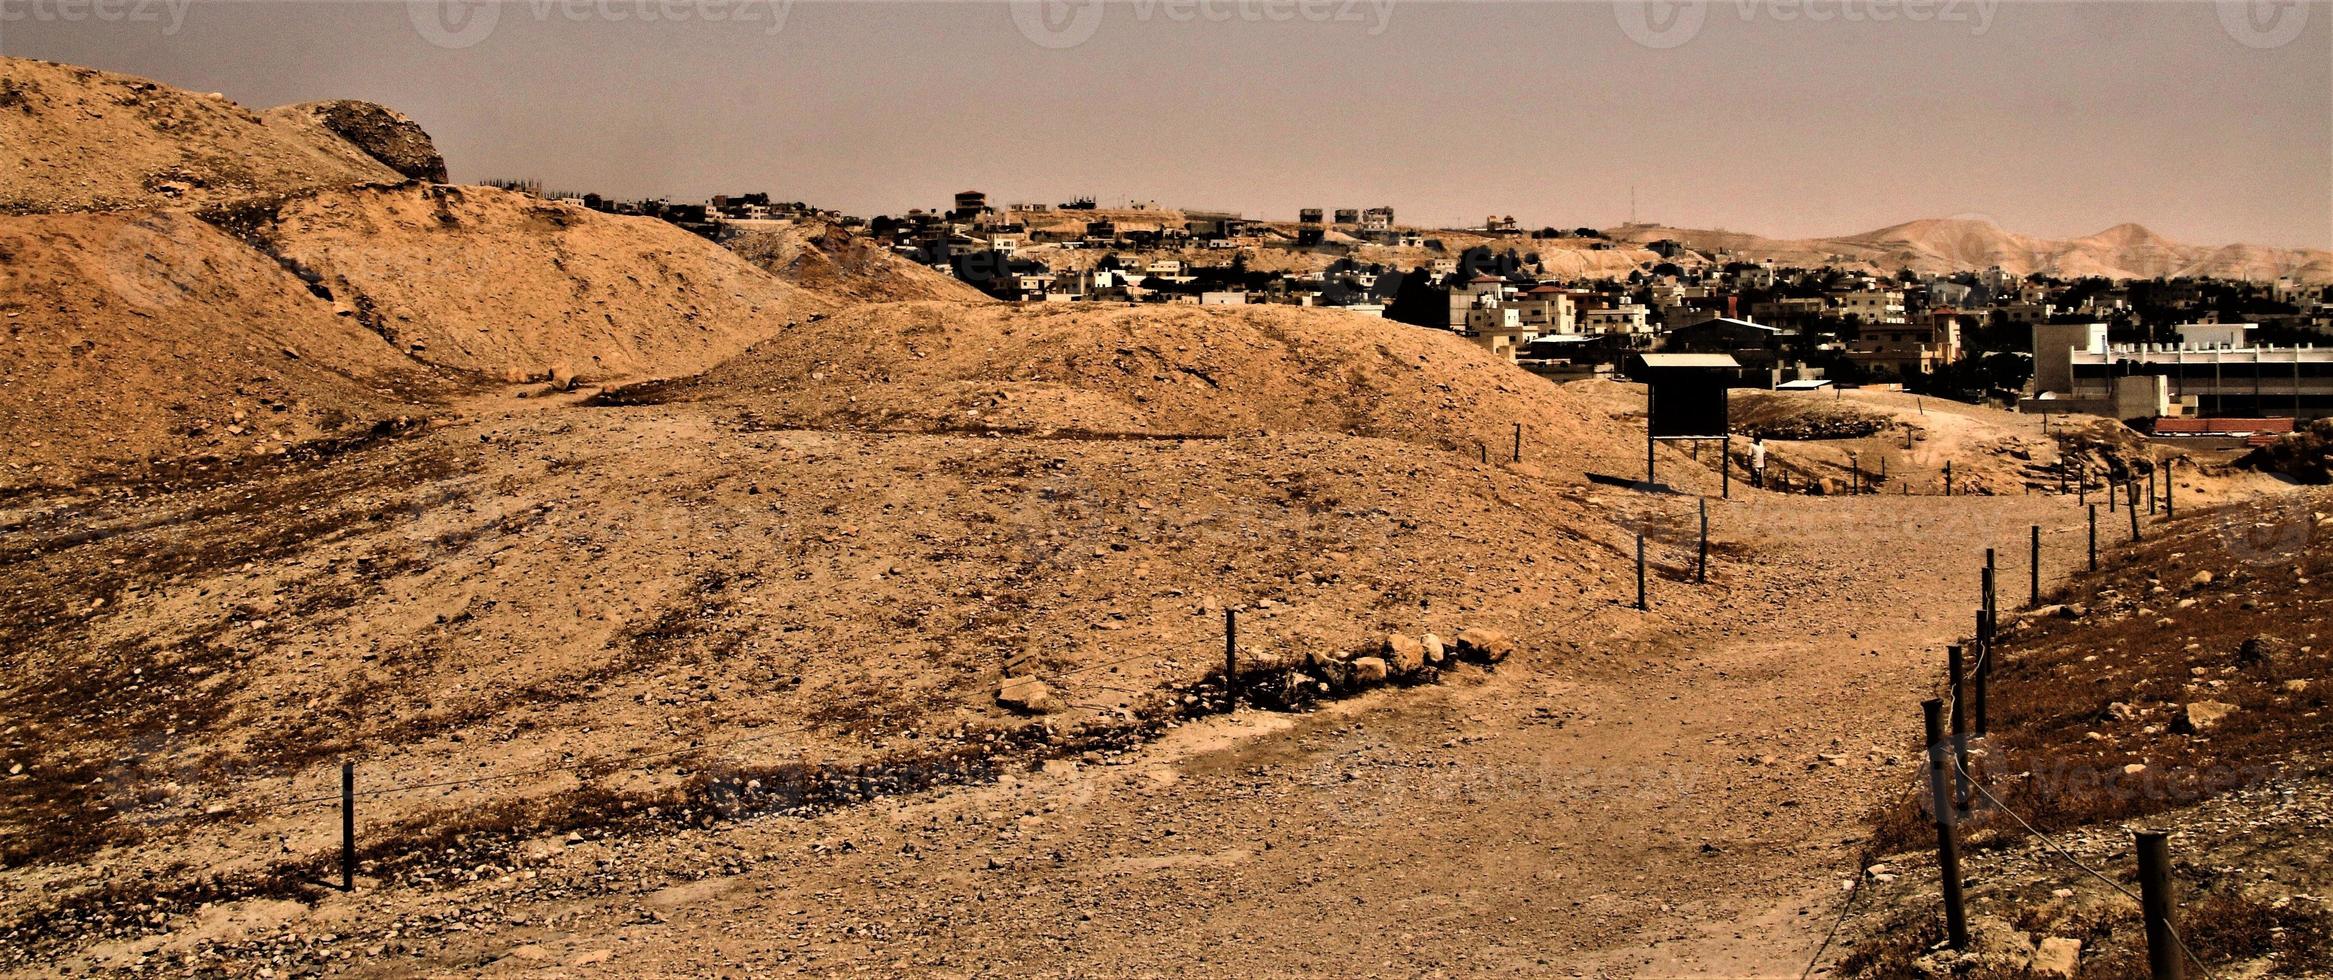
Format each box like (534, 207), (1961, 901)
(27, 475), (2123, 977)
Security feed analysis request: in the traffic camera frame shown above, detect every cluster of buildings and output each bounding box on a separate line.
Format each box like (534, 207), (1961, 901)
(1294, 207), (1404, 245)
(533, 185), (2333, 421)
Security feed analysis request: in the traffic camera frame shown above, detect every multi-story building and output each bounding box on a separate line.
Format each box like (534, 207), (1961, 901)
(1847, 311), (1963, 378)
(1835, 288), (1907, 326)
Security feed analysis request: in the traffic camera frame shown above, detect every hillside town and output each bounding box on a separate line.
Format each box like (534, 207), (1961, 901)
(575, 187), (2333, 423)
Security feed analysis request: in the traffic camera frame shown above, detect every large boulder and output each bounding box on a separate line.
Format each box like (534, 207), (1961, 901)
(1382, 634), (1425, 673)
(1454, 628), (1514, 664)
(2031, 937), (2081, 977)
(996, 678), (1058, 715)
(2178, 700), (2237, 733)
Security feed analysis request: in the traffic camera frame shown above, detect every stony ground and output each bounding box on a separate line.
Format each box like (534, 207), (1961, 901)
(27, 474), (2119, 977)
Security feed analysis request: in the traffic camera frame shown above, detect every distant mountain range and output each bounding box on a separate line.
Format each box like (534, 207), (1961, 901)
(1602, 217), (2332, 284)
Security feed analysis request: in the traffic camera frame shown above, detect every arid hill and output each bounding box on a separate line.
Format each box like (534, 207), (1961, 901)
(0, 295), (1702, 944)
(1606, 216), (2333, 283)
(635, 301), (1660, 481)
(0, 210), (443, 485)
(0, 60), (835, 487)
(0, 58), (414, 214)
(247, 184), (822, 383)
(726, 219), (992, 305)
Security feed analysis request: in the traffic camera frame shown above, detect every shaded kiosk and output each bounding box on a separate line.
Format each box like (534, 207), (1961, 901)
(1630, 352), (1748, 493)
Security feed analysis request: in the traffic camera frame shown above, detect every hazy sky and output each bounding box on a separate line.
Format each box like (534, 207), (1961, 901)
(5, 0), (2328, 247)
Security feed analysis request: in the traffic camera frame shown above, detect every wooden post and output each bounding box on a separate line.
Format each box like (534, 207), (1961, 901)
(1645, 387), (1657, 487)
(1513, 422), (1522, 463)
(1721, 435), (1731, 499)
(1975, 605), (1993, 738)
(2129, 482), (2142, 544)
(2149, 467), (2158, 515)
(2135, 830), (2185, 980)
(1636, 534), (1648, 611)
(1480, 443), (1488, 464)
(2109, 474), (2117, 512)
(341, 761), (356, 892)
(1697, 498), (1709, 585)
(1981, 560), (1995, 631)
(2165, 461), (2175, 519)
(1224, 609), (1238, 705)
(1944, 461), (1953, 497)
(1923, 699), (1970, 951)
(2078, 468), (2087, 505)
(1948, 645), (1969, 805)
(2088, 505), (2098, 571)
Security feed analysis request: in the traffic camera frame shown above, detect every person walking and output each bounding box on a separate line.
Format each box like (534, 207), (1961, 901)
(1750, 437), (1768, 489)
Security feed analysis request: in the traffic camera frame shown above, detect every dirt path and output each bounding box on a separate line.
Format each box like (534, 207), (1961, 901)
(90, 488), (2106, 978)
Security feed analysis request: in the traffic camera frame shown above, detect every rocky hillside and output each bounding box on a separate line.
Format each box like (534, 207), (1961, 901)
(0, 58), (416, 214)
(261, 100), (448, 183)
(243, 183), (821, 385)
(0, 210), (443, 484)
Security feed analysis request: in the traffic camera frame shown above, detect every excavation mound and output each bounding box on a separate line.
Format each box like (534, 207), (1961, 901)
(653, 301), (1653, 480)
(727, 219), (994, 304)
(250, 184), (820, 383)
(0, 57), (408, 214)
(0, 210), (441, 485)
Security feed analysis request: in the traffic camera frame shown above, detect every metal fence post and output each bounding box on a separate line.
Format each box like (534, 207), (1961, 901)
(1636, 534), (1648, 611)
(1923, 699), (1970, 951)
(341, 761), (356, 892)
(2129, 482), (2142, 543)
(2030, 524), (2041, 606)
(1224, 608), (1238, 705)
(2136, 829), (2185, 980)
(2088, 505), (2098, 571)
(1697, 498), (1709, 585)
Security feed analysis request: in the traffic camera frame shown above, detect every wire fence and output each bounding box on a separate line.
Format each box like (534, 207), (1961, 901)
(71, 468), (2194, 971)
(1799, 495), (2224, 979)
